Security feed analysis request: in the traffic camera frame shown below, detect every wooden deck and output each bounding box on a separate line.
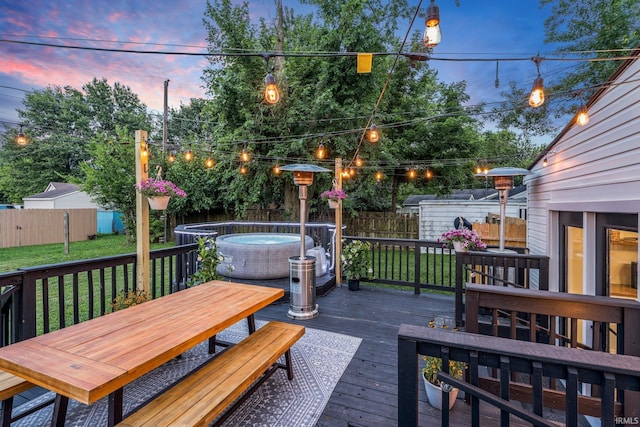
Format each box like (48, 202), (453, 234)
(257, 283), (529, 427)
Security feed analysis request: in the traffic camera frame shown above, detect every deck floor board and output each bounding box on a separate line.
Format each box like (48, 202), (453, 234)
(255, 283), (530, 426)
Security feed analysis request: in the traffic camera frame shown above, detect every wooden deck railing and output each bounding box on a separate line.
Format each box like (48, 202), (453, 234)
(464, 283), (640, 418)
(0, 243), (197, 344)
(398, 324), (640, 427)
(454, 249), (550, 326)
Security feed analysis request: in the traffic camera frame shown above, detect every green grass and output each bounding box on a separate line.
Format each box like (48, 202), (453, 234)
(0, 234), (174, 273)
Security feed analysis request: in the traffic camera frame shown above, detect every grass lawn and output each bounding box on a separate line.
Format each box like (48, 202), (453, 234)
(0, 234), (174, 273)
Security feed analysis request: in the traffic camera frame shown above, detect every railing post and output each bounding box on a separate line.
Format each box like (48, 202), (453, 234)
(398, 334), (418, 426)
(455, 252), (464, 327)
(19, 270), (37, 340)
(414, 241), (420, 294)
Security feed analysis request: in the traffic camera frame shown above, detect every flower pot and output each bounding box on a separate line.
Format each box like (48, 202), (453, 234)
(423, 374), (458, 410)
(147, 196), (170, 210)
(328, 199), (339, 209)
(347, 279), (359, 291)
(452, 241), (466, 252)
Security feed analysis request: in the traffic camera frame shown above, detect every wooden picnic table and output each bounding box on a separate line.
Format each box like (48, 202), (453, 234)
(0, 280), (283, 426)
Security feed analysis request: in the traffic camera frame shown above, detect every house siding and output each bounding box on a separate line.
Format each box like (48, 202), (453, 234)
(526, 52), (640, 296)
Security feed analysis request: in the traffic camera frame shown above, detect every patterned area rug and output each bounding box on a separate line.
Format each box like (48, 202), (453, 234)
(13, 320), (361, 427)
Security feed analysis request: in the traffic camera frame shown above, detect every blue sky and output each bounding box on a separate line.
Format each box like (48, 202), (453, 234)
(0, 1), (564, 130)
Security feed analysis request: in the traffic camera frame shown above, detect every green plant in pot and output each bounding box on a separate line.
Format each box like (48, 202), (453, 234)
(341, 239), (373, 291)
(188, 236), (223, 286)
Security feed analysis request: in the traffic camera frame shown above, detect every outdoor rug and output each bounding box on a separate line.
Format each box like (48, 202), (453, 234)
(13, 320), (362, 427)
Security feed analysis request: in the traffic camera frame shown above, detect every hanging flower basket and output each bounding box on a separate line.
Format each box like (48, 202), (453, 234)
(328, 199), (339, 209)
(320, 188), (347, 209)
(147, 196), (170, 210)
(134, 177), (186, 211)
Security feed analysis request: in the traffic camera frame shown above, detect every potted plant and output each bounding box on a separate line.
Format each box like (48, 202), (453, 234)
(320, 188), (347, 209)
(438, 228), (487, 252)
(421, 319), (466, 410)
(135, 177), (187, 210)
(341, 239), (373, 291)
(111, 289), (151, 312)
(187, 236), (224, 286)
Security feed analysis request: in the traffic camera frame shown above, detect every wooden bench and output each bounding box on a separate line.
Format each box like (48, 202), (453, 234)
(0, 371), (36, 426)
(117, 321), (305, 427)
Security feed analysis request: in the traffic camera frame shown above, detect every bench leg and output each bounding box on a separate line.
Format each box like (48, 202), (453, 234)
(51, 394), (68, 427)
(285, 349), (293, 380)
(1, 397), (12, 427)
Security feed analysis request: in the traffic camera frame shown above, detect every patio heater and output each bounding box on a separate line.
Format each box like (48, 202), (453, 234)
(279, 164), (331, 320)
(476, 167), (531, 252)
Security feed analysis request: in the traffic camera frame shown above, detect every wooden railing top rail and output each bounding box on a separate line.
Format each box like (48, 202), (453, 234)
(466, 283), (640, 320)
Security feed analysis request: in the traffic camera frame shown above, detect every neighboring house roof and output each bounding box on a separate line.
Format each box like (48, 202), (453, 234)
(402, 186), (526, 206)
(23, 183), (81, 200)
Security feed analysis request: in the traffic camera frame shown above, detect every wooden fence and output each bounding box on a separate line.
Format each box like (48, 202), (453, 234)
(176, 210), (419, 240)
(0, 209), (97, 248)
(473, 216), (527, 248)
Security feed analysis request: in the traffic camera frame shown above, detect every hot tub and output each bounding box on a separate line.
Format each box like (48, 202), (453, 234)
(216, 233), (314, 279)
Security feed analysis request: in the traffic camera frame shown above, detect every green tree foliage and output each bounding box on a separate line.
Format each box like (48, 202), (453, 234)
(0, 79), (152, 203)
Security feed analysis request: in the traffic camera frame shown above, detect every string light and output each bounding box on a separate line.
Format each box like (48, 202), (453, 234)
(167, 151), (176, 163)
(141, 141), (149, 159)
(423, 0), (441, 48)
(355, 154), (364, 167)
(375, 171), (384, 181)
(240, 147), (250, 162)
(368, 123), (379, 143)
(15, 124), (27, 146)
(272, 164), (282, 175)
(407, 167), (417, 179)
(205, 156), (215, 168)
(183, 149), (193, 161)
(316, 143), (326, 159)
(240, 165), (248, 175)
(263, 55), (280, 105)
(543, 157), (548, 167)
(576, 103), (589, 126)
(529, 55), (545, 108)
(425, 168), (433, 179)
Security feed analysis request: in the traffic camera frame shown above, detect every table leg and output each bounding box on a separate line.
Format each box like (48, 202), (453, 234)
(51, 394), (68, 427)
(108, 388), (123, 427)
(247, 314), (256, 334)
(208, 335), (217, 354)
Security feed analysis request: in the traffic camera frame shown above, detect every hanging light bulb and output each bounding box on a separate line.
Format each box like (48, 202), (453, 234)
(543, 157), (548, 167)
(141, 142), (149, 159)
(341, 169), (350, 179)
(355, 154), (364, 167)
(576, 103), (589, 126)
(425, 168), (433, 179)
(348, 167), (356, 177)
(475, 165), (482, 174)
(240, 165), (247, 175)
(422, 0), (441, 48)
(15, 125), (27, 146)
(168, 151), (176, 163)
(368, 123), (379, 143)
(183, 149), (193, 162)
(528, 56), (545, 108)
(316, 143), (326, 159)
(264, 72), (280, 104)
(273, 164), (282, 175)
(205, 157), (215, 169)
(375, 171), (383, 181)
(240, 148), (250, 162)
(408, 167), (417, 179)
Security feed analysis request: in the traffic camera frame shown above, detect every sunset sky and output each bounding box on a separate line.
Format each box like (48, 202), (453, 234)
(0, 1), (562, 129)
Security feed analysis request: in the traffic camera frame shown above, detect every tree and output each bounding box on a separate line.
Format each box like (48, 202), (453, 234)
(0, 79), (153, 203)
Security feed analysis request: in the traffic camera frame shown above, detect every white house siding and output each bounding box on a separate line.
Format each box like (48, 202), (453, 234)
(525, 52), (640, 297)
(418, 200), (527, 241)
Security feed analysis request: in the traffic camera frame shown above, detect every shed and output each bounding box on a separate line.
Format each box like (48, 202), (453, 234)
(23, 182), (101, 210)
